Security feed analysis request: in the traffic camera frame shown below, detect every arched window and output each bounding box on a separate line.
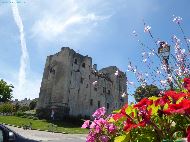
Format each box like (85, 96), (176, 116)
(82, 63), (85, 68)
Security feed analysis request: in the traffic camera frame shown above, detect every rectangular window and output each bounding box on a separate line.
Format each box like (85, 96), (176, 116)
(90, 99), (93, 106)
(103, 87), (106, 93)
(107, 90), (110, 94)
(81, 78), (84, 84)
(78, 88), (80, 94)
(86, 84), (88, 88)
(94, 87), (97, 91)
(98, 101), (100, 108)
(74, 59), (77, 64)
(107, 103), (109, 109)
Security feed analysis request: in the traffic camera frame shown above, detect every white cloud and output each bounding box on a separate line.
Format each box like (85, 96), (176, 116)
(31, 13), (111, 41)
(13, 77), (41, 100)
(11, 0), (30, 100)
(28, 0), (112, 42)
(0, 63), (41, 100)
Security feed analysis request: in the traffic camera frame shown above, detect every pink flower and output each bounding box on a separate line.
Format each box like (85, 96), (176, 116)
(108, 123), (117, 133)
(144, 25), (151, 32)
(81, 120), (90, 128)
(92, 107), (106, 119)
(99, 135), (110, 142)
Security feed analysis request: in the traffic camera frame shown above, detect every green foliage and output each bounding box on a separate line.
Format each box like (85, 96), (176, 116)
(29, 99), (38, 110)
(114, 134), (130, 142)
(19, 106), (30, 112)
(0, 103), (13, 114)
(134, 84), (160, 102)
(0, 79), (14, 102)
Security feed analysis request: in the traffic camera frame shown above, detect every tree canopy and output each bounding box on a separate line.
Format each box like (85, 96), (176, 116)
(134, 84), (160, 102)
(0, 79), (14, 102)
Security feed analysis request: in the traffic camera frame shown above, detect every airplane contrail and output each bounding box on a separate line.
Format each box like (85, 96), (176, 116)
(11, 0), (29, 96)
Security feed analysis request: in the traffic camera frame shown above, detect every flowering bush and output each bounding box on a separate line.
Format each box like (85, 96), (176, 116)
(82, 77), (190, 142)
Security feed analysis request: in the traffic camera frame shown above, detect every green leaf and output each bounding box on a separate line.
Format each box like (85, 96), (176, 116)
(149, 96), (159, 101)
(125, 105), (133, 115)
(114, 133), (130, 142)
(176, 97), (184, 104)
(113, 109), (121, 114)
(163, 103), (169, 110)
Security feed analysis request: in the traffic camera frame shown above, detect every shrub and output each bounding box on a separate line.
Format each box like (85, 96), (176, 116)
(0, 103), (13, 114)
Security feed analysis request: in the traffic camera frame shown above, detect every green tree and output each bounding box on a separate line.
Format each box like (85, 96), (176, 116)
(0, 103), (13, 114)
(134, 84), (160, 102)
(0, 79), (14, 102)
(29, 99), (38, 110)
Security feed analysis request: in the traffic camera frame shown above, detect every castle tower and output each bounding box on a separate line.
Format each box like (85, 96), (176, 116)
(37, 47), (128, 119)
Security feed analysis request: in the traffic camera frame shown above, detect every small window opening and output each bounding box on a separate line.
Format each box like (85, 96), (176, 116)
(90, 99), (93, 106)
(103, 87), (106, 93)
(82, 63), (85, 68)
(98, 101), (100, 108)
(107, 90), (110, 94)
(74, 59), (77, 64)
(107, 103), (109, 109)
(81, 78), (84, 84)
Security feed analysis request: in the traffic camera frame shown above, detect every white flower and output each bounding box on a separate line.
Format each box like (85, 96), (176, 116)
(127, 64), (132, 70)
(156, 70), (161, 74)
(144, 25), (151, 32)
(173, 16), (182, 24)
(143, 59), (147, 63)
(127, 81), (134, 85)
(92, 81), (98, 85)
(121, 92), (127, 98)
(167, 74), (173, 82)
(142, 52), (146, 55)
(160, 80), (167, 86)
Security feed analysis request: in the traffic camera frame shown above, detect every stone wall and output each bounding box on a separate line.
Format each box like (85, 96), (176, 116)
(37, 47), (128, 119)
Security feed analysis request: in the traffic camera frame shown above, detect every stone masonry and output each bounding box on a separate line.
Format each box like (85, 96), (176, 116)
(37, 47), (127, 119)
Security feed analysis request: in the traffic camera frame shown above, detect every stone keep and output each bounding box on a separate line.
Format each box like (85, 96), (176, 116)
(37, 47), (127, 119)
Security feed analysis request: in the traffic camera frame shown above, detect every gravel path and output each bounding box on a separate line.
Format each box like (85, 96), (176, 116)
(6, 125), (87, 142)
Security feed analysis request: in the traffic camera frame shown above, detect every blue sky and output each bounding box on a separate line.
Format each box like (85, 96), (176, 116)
(0, 0), (190, 102)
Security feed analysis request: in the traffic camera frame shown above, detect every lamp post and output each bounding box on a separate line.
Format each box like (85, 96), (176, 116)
(158, 41), (173, 90)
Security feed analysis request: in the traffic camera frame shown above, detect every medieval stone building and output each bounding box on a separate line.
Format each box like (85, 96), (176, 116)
(37, 47), (127, 119)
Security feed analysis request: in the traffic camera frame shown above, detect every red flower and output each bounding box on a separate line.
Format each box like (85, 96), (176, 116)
(123, 118), (146, 132)
(112, 113), (126, 121)
(121, 103), (128, 115)
(184, 78), (190, 92)
(155, 95), (170, 107)
(164, 99), (190, 115)
(164, 91), (186, 103)
(134, 98), (153, 108)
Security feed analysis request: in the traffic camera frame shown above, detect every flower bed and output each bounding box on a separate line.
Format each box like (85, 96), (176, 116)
(82, 78), (190, 142)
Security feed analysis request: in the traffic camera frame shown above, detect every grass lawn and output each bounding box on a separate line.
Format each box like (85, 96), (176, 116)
(0, 116), (89, 134)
